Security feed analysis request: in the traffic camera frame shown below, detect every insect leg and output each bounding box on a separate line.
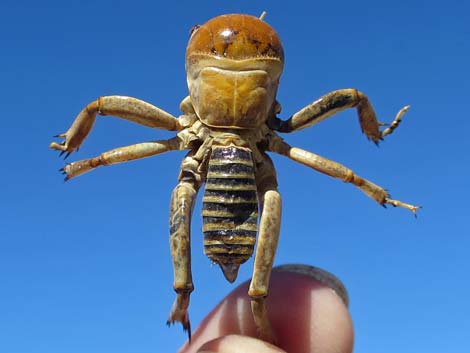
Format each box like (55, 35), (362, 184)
(50, 96), (182, 156)
(269, 89), (409, 144)
(167, 152), (205, 340)
(61, 137), (181, 180)
(167, 181), (197, 338)
(269, 138), (420, 214)
(249, 157), (281, 342)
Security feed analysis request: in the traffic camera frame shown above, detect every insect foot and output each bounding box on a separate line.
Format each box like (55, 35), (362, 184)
(385, 198), (422, 217)
(58, 158), (100, 181)
(167, 291), (192, 341)
(380, 105), (410, 138)
(50, 133), (74, 159)
(49, 101), (99, 158)
(251, 297), (277, 344)
(59, 165), (71, 182)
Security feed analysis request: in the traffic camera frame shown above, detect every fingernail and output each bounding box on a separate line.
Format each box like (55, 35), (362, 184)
(197, 335), (286, 353)
(273, 264), (349, 307)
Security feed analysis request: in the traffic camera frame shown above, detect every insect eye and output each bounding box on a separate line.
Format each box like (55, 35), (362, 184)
(189, 24), (200, 37)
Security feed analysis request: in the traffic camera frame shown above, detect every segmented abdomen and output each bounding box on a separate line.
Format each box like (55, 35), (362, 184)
(202, 146), (258, 268)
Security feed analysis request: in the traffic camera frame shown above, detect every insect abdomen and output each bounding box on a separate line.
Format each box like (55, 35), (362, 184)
(202, 146), (258, 282)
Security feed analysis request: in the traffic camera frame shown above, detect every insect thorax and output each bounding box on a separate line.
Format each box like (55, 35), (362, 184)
(186, 56), (282, 129)
(202, 145), (259, 282)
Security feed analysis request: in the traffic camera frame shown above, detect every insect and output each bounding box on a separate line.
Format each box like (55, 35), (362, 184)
(50, 13), (420, 342)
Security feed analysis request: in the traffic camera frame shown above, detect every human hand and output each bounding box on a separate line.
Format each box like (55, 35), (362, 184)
(177, 264), (353, 353)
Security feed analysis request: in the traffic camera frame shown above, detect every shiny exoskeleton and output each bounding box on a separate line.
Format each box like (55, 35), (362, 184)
(202, 146), (259, 282)
(50, 13), (420, 343)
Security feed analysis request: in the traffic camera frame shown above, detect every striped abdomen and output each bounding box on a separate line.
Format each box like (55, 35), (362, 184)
(202, 146), (258, 282)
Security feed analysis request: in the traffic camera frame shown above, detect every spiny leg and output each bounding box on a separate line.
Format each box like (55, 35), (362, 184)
(50, 96), (182, 156)
(167, 152), (206, 340)
(249, 159), (282, 342)
(167, 180), (197, 339)
(269, 138), (420, 215)
(269, 89), (409, 144)
(61, 137), (181, 180)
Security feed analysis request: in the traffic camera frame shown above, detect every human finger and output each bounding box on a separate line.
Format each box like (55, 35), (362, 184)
(178, 264), (353, 353)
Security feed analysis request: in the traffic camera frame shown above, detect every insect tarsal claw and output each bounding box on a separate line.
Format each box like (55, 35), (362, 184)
(186, 322), (192, 342)
(412, 206), (422, 218)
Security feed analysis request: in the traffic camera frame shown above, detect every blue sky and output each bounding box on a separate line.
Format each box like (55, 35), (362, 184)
(1, 0), (469, 352)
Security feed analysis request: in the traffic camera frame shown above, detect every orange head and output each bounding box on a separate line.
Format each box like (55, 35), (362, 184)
(186, 13), (284, 61)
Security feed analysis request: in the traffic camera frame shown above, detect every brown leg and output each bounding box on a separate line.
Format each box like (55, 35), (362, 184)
(249, 189), (282, 342)
(50, 96), (181, 156)
(167, 180), (197, 339)
(270, 138), (420, 214)
(269, 89), (409, 144)
(248, 159), (282, 342)
(167, 149), (209, 340)
(61, 137), (181, 180)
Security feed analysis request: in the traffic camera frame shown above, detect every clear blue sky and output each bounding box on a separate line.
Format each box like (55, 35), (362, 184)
(1, 0), (469, 352)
